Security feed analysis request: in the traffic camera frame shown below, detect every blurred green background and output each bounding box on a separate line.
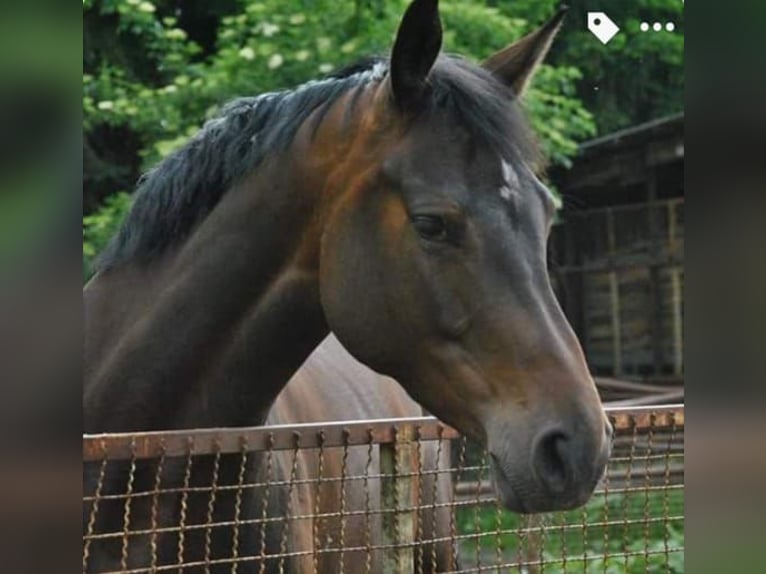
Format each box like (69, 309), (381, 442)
(81, 0), (684, 277)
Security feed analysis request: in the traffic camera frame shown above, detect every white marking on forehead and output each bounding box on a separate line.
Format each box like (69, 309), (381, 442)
(499, 160), (520, 201)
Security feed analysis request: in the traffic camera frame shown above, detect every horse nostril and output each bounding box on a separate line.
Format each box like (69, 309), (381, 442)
(532, 429), (570, 495)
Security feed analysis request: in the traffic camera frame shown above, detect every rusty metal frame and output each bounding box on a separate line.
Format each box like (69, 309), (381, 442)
(84, 405), (684, 574)
(84, 404), (683, 461)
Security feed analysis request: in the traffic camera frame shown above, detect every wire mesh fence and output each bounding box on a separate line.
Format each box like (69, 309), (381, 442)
(83, 405), (684, 573)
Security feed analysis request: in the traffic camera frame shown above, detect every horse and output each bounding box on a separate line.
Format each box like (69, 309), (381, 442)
(259, 334), (454, 573)
(84, 0), (612, 570)
(84, 334), (453, 573)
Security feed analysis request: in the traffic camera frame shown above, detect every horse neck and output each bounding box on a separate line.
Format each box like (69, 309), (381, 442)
(84, 154), (333, 433)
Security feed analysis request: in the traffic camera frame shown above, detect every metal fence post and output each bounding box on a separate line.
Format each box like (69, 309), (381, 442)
(380, 425), (416, 574)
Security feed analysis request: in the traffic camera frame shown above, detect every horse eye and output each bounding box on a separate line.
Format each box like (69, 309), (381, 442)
(412, 215), (448, 241)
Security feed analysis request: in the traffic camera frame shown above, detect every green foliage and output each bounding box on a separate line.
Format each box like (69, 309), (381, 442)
(456, 488), (684, 572)
(83, 0), (206, 156)
(537, 0), (685, 134)
(83, 192), (133, 279)
(83, 0), (682, 269)
(84, 0), (595, 163)
(527, 65), (596, 168)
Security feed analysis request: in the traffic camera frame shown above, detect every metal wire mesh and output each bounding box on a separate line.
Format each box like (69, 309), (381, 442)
(83, 405), (684, 573)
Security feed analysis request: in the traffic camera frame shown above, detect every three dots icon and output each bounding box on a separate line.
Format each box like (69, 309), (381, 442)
(641, 21), (676, 32)
(587, 11), (680, 44)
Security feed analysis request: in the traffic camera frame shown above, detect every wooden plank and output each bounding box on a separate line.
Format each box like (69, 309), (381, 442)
(646, 171), (664, 375)
(607, 209), (622, 375)
(556, 253), (684, 274)
(668, 201), (677, 253)
(671, 267), (684, 375)
(380, 426), (416, 574)
(380, 442), (398, 574)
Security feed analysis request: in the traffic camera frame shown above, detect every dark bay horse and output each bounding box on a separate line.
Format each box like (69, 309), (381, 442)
(84, 0), (611, 570)
(84, 335), (452, 573)
(261, 334), (454, 573)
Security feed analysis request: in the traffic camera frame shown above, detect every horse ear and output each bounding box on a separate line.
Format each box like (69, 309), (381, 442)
(482, 7), (568, 98)
(390, 0), (443, 110)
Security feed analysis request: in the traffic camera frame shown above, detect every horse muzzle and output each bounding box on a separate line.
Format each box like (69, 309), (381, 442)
(488, 415), (613, 513)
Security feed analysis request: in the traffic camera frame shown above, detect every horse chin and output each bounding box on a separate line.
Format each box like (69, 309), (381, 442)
(489, 454), (529, 514)
(490, 454), (591, 514)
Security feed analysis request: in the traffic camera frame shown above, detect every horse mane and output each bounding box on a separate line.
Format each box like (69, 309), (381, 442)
(96, 55), (539, 272)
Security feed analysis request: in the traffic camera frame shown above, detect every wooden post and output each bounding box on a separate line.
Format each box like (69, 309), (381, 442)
(667, 201), (683, 376)
(670, 267), (683, 376)
(646, 171), (664, 375)
(523, 514), (542, 574)
(607, 208), (622, 375)
(380, 426), (416, 574)
(667, 200), (677, 254)
(564, 219), (586, 346)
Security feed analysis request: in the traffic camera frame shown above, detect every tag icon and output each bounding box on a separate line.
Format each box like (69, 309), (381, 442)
(587, 12), (620, 45)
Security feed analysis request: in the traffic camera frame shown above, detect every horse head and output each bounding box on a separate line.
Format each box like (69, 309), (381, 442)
(317, 0), (611, 513)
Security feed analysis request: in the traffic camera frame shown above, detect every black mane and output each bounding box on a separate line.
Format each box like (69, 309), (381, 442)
(97, 56), (538, 271)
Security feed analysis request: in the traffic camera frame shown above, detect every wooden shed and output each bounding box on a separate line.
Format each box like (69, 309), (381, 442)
(549, 113), (684, 383)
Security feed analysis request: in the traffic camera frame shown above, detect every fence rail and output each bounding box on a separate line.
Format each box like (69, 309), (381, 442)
(83, 405), (684, 573)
